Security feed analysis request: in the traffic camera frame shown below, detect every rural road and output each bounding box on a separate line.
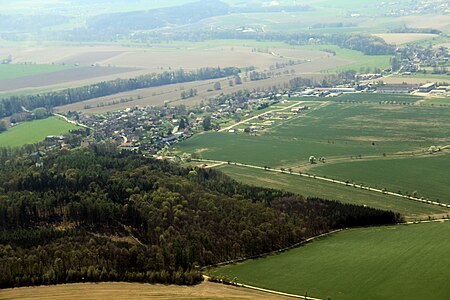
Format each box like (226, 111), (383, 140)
(192, 158), (450, 209)
(54, 113), (93, 130)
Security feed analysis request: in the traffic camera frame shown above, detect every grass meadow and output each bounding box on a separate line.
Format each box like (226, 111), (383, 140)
(0, 117), (79, 147)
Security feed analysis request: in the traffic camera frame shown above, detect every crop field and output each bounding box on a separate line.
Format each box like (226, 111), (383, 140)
(0, 64), (73, 80)
(1, 41), (393, 101)
(423, 98), (450, 106)
(0, 117), (79, 147)
(383, 74), (450, 85)
(213, 165), (449, 219)
(373, 33), (439, 45)
(294, 45), (392, 73)
(0, 66), (138, 92)
(0, 281), (292, 300)
(176, 98), (450, 203)
(209, 221), (450, 300)
(176, 100), (450, 167)
(311, 153), (450, 203)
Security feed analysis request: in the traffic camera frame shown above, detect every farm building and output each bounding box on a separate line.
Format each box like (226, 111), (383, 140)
(419, 83), (436, 93)
(377, 84), (418, 93)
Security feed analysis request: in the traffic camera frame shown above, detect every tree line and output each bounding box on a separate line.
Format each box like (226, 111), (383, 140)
(0, 146), (403, 288)
(0, 67), (241, 119)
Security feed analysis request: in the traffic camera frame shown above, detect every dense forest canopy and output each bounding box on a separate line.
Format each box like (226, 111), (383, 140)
(0, 147), (402, 288)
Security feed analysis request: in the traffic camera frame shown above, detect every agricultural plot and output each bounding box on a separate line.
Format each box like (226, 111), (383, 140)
(210, 221), (450, 300)
(311, 154), (450, 203)
(177, 100), (450, 167)
(214, 165), (449, 219)
(0, 117), (79, 147)
(176, 98), (450, 203)
(0, 64), (73, 80)
(383, 74), (450, 85)
(0, 66), (138, 92)
(373, 33), (439, 45)
(0, 281), (292, 300)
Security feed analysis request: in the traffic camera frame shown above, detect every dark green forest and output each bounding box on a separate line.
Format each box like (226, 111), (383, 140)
(0, 146), (402, 288)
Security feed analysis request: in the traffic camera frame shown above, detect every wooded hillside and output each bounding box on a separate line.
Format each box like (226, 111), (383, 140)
(0, 146), (402, 288)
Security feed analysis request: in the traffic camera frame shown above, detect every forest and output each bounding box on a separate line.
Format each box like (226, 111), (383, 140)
(0, 67), (240, 119)
(0, 146), (402, 288)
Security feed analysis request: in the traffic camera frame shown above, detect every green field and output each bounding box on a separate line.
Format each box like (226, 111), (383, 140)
(177, 100), (450, 167)
(214, 165), (449, 218)
(311, 154), (450, 203)
(176, 98), (450, 204)
(0, 64), (73, 80)
(210, 221), (450, 300)
(423, 98), (450, 106)
(0, 117), (79, 147)
(295, 45), (392, 73)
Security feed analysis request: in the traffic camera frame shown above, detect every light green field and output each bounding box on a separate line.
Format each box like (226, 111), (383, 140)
(295, 45), (392, 73)
(423, 98), (450, 106)
(0, 64), (73, 80)
(210, 221), (450, 300)
(214, 165), (449, 218)
(0, 117), (79, 147)
(311, 154), (450, 203)
(176, 98), (450, 203)
(176, 100), (450, 168)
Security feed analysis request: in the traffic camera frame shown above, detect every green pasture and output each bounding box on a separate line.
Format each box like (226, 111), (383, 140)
(214, 165), (449, 218)
(210, 221), (450, 300)
(0, 117), (79, 147)
(311, 154), (450, 203)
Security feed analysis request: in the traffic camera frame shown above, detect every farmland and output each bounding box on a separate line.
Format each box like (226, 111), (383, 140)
(209, 221), (450, 300)
(0, 66), (139, 92)
(0, 281), (294, 300)
(0, 117), (79, 147)
(177, 100), (450, 166)
(373, 33), (439, 45)
(176, 96), (450, 204)
(213, 164), (449, 219)
(1, 41), (395, 111)
(0, 64), (73, 80)
(311, 154), (450, 203)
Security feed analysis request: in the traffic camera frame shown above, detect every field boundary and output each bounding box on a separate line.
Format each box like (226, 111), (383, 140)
(192, 159), (450, 208)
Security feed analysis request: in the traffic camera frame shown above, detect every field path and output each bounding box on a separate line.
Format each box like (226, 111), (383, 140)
(192, 159), (450, 209)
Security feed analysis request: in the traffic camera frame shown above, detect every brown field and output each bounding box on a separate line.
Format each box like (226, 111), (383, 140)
(1, 45), (348, 95)
(373, 33), (438, 44)
(383, 76), (450, 85)
(100, 46), (332, 72)
(0, 282), (293, 300)
(0, 66), (138, 92)
(395, 15), (450, 31)
(57, 55), (349, 113)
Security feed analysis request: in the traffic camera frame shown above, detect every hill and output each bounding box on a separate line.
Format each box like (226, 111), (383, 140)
(0, 146), (401, 288)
